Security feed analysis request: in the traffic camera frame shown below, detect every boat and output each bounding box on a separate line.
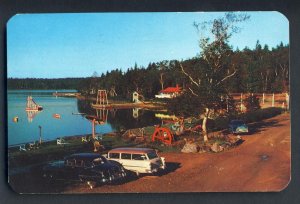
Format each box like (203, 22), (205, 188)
(72, 112), (86, 115)
(13, 116), (19, 123)
(53, 114), (61, 119)
(25, 96), (43, 111)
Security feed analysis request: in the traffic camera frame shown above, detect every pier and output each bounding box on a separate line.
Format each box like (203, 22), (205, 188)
(52, 92), (81, 97)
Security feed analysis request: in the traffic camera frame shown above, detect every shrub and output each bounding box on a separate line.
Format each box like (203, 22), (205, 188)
(242, 107), (284, 123)
(213, 117), (230, 131)
(209, 107), (283, 132)
(244, 94), (261, 112)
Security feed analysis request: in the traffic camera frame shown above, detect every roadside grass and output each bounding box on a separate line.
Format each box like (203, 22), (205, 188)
(8, 133), (134, 168)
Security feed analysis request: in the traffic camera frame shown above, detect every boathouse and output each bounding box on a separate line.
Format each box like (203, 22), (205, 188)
(155, 85), (182, 99)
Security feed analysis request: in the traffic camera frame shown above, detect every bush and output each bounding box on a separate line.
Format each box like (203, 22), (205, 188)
(167, 94), (202, 117)
(213, 117), (230, 131)
(242, 107), (284, 123)
(244, 95), (261, 112)
(209, 107), (284, 132)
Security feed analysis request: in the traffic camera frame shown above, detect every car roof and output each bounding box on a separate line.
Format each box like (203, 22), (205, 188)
(65, 153), (104, 161)
(108, 147), (156, 154)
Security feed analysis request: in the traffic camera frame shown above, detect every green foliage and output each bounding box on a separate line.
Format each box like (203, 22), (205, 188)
(206, 107), (284, 132)
(244, 95), (261, 112)
(7, 78), (88, 90)
(241, 107), (284, 123)
(167, 93), (202, 117)
(213, 117), (230, 131)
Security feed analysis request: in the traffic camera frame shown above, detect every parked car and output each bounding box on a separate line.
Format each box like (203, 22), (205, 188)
(106, 148), (166, 176)
(228, 120), (249, 134)
(42, 153), (127, 189)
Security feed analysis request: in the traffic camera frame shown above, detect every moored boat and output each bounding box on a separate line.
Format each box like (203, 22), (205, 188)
(53, 113), (61, 119)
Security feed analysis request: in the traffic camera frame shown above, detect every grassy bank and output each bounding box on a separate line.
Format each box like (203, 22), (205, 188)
(8, 134), (131, 169)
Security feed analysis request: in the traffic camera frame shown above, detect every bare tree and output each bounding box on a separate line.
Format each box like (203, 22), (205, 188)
(181, 12), (250, 142)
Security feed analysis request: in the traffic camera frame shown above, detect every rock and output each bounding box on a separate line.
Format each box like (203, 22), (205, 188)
(210, 142), (224, 153)
(226, 135), (243, 146)
(181, 142), (199, 153)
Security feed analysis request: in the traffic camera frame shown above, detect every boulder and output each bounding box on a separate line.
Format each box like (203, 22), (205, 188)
(226, 135), (243, 146)
(181, 142), (199, 153)
(210, 142), (224, 153)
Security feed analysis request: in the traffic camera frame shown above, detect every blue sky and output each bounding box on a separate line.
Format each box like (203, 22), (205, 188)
(7, 12), (289, 78)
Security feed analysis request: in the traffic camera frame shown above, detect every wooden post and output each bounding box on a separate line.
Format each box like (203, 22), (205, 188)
(272, 93), (275, 107)
(240, 93), (243, 112)
(226, 96), (229, 112)
(286, 92), (289, 110)
(92, 119), (96, 139)
(39, 125), (42, 144)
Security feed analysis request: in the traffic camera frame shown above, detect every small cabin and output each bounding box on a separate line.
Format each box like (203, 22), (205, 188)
(155, 85), (182, 99)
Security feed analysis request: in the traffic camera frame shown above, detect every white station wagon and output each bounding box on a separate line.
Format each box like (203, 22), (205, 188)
(106, 148), (166, 176)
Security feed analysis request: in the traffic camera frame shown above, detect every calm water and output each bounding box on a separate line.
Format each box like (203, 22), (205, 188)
(8, 90), (161, 146)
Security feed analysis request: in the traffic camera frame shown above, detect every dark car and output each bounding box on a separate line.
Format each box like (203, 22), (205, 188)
(42, 153), (127, 189)
(228, 120), (249, 134)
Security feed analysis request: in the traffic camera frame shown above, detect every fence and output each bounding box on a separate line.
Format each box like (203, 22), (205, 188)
(230, 93), (289, 112)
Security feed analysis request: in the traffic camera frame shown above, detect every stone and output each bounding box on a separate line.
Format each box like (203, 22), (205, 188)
(210, 142), (224, 153)
(181, 142), (199, 153)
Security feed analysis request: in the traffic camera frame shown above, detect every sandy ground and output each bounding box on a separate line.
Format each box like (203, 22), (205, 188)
(9, 113), (290, 193)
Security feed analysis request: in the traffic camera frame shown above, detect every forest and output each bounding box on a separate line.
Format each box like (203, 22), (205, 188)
(7, 41), (289, 100)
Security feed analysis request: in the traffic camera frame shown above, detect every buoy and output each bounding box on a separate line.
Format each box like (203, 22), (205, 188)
(53, 114), (61, 119)
(13, 116), (19, 123)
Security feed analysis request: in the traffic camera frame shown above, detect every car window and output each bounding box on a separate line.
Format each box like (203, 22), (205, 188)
(109, 153), (120, 159)
(84, 161), (93, 168)
(93, 157), (104, 166)
(65, 159), (76, 167)
(121, 153), (131, 160)
(132, 154), (146, 160)
(147, 151), (158, 159)
(75, 160), (84, 167)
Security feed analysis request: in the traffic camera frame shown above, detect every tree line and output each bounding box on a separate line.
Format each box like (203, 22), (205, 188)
(7, 42), (288, 98)
(7, 78), (88, 90)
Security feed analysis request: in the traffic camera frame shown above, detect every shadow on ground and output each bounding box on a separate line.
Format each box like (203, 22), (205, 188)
(8, 161), (181, 193)
(247, 119), (284, 135)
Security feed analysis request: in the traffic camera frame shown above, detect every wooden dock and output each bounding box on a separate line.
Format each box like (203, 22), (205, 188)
(53, 92), (81, 97)
(91, 101), (165, 110)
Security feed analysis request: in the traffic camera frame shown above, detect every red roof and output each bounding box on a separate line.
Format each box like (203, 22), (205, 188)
(160, 86), (182, 93)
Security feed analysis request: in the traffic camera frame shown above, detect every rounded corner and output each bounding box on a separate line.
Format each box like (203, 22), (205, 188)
(7, 179), (24, 194)
(6, 14), (22, 27)
(273, 11), (289, 24)
(277, 174), (291, 192)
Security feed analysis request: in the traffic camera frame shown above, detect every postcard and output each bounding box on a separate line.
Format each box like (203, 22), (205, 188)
(7, 12), (290, 193)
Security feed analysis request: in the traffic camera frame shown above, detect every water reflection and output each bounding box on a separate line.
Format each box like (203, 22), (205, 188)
(85, 109), (109, 125)
(77, 99), (161, 131)
(26, 110), (42, 122)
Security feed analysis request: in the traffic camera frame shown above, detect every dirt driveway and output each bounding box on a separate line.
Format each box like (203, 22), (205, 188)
(62, 113), (290, 193)
(9, 113), (290, 193)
